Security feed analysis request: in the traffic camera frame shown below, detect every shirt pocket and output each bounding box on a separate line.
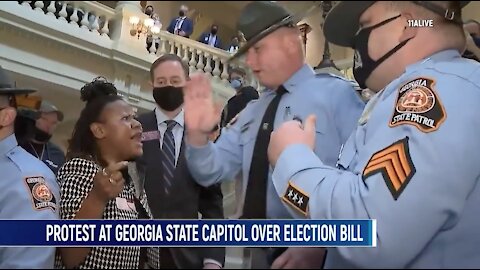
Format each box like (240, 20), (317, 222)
(335, 133), (357, 170)
(239, 119), (257, 146)
(314, 114), (328, 135)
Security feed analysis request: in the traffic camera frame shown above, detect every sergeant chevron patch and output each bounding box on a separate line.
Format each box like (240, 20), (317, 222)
(363, 137), (416, 200)
(282, 182), (309, 216)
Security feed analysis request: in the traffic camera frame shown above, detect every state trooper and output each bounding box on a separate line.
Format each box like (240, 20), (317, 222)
(268, 1), (480, 268)
(182, 1), (365, 268)
(0, 66), (60, 268)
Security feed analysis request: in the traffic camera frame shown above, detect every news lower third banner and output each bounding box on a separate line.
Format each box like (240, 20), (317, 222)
(0, 219), (376, 247)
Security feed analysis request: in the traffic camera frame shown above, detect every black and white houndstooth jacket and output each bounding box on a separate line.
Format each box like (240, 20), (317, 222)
(54, 158), (160, 269)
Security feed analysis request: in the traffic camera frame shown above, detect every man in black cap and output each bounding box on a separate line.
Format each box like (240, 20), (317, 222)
(268, 1), (480, 268)
(0, 66), (59, 268)
(19, 100), (65, 176)
(182, 1), (365, 268)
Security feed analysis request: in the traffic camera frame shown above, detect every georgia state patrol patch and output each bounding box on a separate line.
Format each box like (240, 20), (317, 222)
(24, 176), (57, 212)
(389, 77), (446, 133)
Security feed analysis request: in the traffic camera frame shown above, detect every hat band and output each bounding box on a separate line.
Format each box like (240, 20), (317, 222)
(0, 83), (12, 89)
(411, 1), (462, 24)
(246, 14), (294, 41)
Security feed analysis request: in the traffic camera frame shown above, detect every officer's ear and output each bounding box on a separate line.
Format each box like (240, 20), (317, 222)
(0, 107), (16, 127)
(90, 122), (107, 139)
(399, 12), (418, 42)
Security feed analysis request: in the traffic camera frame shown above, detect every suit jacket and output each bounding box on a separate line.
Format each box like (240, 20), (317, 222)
(198, 32), (222, 49)
(167, 17), (194, 38)
(136, 111), (225, 269)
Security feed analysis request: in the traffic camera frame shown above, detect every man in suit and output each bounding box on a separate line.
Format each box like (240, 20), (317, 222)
(167, 5), (194, 38)
(136, 54), (225, 269)
(198, 24), (222, 49)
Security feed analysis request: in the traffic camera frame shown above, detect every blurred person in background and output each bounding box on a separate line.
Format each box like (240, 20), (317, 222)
(220, 67), (259, 129)
(198, 24), (223, 49)
(167, 5), (194, 38)
(463, 19), (480, 61)
(20, 100), (65, 176)
(226, 36), (240, 54)
(144, 5), (154, 17)
(145, 5), (161, 53)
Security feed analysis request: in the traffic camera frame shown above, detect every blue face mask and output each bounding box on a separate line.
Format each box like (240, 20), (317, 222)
(230, 79), (242, 90)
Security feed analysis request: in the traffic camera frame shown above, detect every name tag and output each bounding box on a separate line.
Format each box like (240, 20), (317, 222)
(45, 160), (58, 168)
(141, 131), (160, 142)
(115, 197), (136, 212)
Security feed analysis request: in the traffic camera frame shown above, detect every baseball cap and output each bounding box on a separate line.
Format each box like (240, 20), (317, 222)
(39, 100), (64, 122)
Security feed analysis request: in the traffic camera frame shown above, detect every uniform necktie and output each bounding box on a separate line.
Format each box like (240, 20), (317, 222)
(242, 86), (287, 219)
(161, 120), (177, 195)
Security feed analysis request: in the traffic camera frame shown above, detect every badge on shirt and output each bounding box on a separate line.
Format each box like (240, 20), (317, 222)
(141, 130), (161, 142)
(389, 77), (446, 133)
(116, 197), (137, 212)
(282, 181), (309, 216)
(24, 176), (57, 212)
(45, 159), (58, 169)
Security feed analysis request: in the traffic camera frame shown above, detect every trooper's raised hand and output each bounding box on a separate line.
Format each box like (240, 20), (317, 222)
(183, 73), (222, 145)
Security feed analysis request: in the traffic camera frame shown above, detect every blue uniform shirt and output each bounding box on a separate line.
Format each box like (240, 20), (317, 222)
(186, 64), (365, 218)
(272, 50), (480, 268)
(0, 134), (60, 268)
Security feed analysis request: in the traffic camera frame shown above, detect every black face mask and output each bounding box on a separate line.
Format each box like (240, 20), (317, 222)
(179, 10), (185, 17)
(153, 86), (184, 111)
(33, 126), (52, 143)
(145, 9), (153, 16)
(211, 28), (218, 35)
(353, 14), (411, 89)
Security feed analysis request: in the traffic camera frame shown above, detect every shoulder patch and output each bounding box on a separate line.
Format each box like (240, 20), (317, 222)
(389, 77), (446, 133)
(24, 176), (57, 212)
(363, 137), (416, 200)
(282, 181), (309, 216)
